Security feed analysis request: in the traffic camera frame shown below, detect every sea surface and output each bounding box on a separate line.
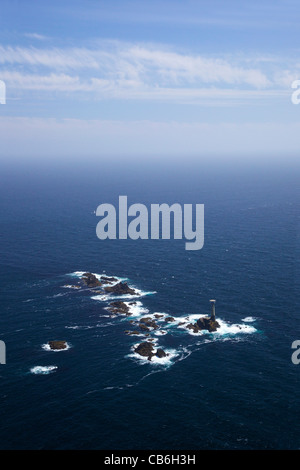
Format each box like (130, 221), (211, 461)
(0, 157), (299, 450)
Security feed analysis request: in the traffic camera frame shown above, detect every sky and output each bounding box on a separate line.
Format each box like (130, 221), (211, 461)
(0, 0), (300, 163)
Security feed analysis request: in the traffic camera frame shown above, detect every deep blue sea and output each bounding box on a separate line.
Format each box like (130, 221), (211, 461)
(0, 157), (299, 450)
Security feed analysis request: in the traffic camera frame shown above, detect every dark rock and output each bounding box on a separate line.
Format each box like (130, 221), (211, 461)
(104, 282), (138, 296)
(139, 317), (159, 330)
(154, 314), (164, 319)
(165, 316), (175, 322)
(186, 323), (199, 333)
(156, 348), (167, 358)
(186, 316), (220, 333)
(134, 342), (155, 360)
(101, 276), (118, 283)
(48, 340), (67, 350)
(139, 323), (150, 332)
(81, 272), (102, 288)
(196, 316), (220, 332)
(107, 301), (130, 315)
(125, 330), (141, 336)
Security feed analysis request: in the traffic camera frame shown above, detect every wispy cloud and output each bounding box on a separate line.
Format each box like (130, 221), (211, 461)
(0, 40), (297, 105)
(24, 33), (50, 41)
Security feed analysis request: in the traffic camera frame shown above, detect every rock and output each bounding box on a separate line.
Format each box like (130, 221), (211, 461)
(48, 340), (67, 350)
(81, 272), (102, 288)
(139, 317), (159, 330)
(125, 330), (141, 336)
(134, 342), (155, 360)
(186, 323), (200, 334)
(139, 323), (150, 332)
(165, 316), (175, 322)
(196, 316), (220, 332)
(156, 348), (167, 358)
(186, 317), (221, 333)
(107, 301), (130, 315)
(101, 276), (118, 283)
(104, 282), (138, 296)
(154, 314), (164, 319)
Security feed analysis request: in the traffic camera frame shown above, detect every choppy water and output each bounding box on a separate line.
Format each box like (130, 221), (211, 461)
(0, 158), (299, 449)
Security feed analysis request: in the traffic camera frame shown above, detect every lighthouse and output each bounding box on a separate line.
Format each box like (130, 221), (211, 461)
(210, 299), (216, 321)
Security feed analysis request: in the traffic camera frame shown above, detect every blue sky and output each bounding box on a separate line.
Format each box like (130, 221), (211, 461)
(0, 0), (300, 162)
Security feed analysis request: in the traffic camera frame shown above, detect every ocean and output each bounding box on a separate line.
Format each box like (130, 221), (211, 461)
(0, 157), (299, 450)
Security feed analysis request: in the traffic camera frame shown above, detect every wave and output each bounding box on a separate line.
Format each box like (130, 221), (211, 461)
(241, 316), (257, 322)
(30, 365), (57, 375)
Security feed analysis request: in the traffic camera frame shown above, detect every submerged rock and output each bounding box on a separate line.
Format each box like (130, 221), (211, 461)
(125, 330), (141, 336)
(101, 275), (118, 283)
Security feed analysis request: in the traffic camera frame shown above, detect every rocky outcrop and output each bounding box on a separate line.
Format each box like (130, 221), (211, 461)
(81, 272), (102, 288)
(107, 301), (130, 315)
(156, 348), (167, 358)
(104, 282), (138, 296)
(139, 317), (159, 330)
(165, 316), (175, 322)
(187, 316), (220, 333)
(134, 342), (168, 361)
(48, 340), (68, 350)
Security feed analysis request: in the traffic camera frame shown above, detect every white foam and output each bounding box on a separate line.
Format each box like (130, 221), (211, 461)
(70, 271), (127, 285)
(154, 329), (168, 336)
(128, 345), (179, 366)
(241, 316), (256, 323)
(30, 365), (57, 375)
(91, 290), (155, 302)
(214, 319), (257, 335)
(65, 325), (94, 330)
(62, 284), (81, 289)
(125, 301), (149, 317)
(175, 315), (257, 336)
